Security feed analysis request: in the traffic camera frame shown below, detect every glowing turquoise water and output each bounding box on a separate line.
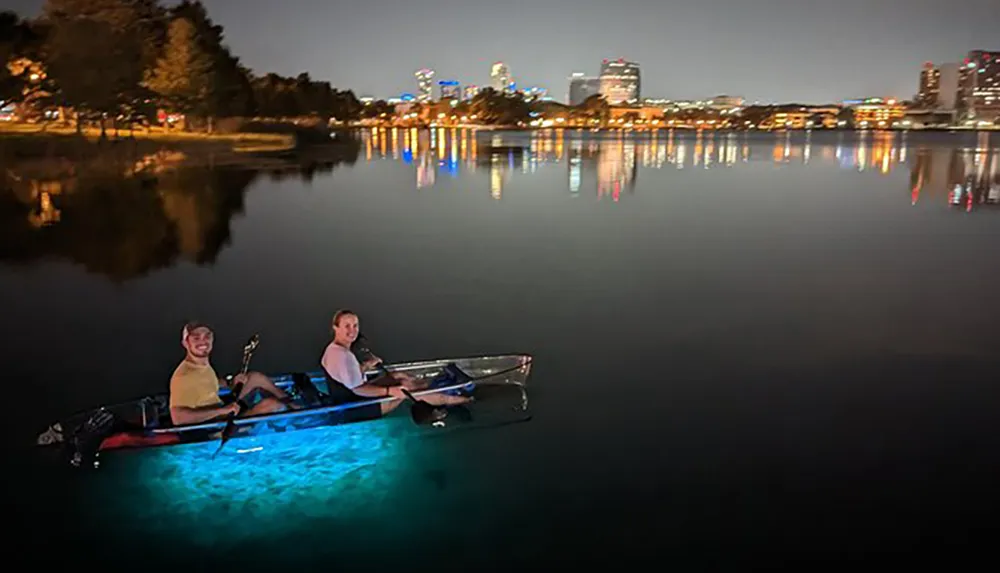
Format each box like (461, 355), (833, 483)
(79, 413), (454, 553)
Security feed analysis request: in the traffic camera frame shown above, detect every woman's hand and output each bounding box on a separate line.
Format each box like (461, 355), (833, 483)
(361, 355), (382, 371)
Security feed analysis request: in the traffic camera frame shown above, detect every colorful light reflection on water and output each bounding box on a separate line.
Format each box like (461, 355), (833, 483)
(79, 414), (438, 551)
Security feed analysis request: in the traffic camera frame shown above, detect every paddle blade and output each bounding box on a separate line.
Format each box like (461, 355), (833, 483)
(240, 334), (260, 373)
(401, 388), (448, 425)
(244, 334), (260, 354)
(212, 418), (237, 459)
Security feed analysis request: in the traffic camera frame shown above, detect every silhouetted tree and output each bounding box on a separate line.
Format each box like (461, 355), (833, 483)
(836, 107), (855, 129)
(143, 17), (214, 125)
(169, 1), (253, 118)
(577, 94), (610, 124)
(470, 87), (531, 126)
(735, 106), (773, 128)
(0, 11), (39, 103)
(42, 0), (162, 134)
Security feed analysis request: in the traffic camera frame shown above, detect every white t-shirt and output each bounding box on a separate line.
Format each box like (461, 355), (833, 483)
(321, 343), (365, 389)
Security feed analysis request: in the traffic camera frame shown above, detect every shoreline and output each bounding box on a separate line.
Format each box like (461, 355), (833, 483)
(350, 124), (998, 134)
(0, 123), (367, 172)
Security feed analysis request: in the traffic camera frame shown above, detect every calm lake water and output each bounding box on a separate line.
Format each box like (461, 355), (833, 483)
(3, 128), (1000, 570)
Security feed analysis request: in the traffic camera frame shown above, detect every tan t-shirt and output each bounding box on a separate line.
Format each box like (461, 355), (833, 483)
(169, 360), (223, 410)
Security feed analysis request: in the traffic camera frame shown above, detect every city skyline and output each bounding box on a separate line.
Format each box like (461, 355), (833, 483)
(357, 128), (1000, 207)
(6, 0), (1000, 104)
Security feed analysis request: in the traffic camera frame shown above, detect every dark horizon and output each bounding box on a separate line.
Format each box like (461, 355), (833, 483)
(6, 0), (999, 104)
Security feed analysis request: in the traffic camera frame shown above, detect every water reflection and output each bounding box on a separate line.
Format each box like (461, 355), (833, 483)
(0, 144), (362, 282)
(361, 128), (1000, 209)
(3, 130), (997, 282)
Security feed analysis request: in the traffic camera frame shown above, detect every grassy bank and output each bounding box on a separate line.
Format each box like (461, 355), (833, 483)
(0, 121), (371, 175)
(0, 122), (294, 153)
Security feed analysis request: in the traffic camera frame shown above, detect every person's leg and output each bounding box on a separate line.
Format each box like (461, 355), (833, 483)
(238, 372), (291, 400)
(242, 396), (287, 417)
(380, 400), (404, 415)
(392, 372), (428, 390)
(414, 392), (471, 407)
(369, 372), (429, 390)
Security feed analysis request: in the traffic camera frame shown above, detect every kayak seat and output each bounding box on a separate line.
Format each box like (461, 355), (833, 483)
(428, 363), (476, 397)
(140, 396), (173, 429)
(291, 371), (328, 407)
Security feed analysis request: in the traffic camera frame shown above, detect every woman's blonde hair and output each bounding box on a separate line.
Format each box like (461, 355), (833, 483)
(331, 309), (357, 333)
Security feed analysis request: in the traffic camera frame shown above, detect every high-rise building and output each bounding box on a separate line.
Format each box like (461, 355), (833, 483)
(917, 62), (941, 108)
(938, 63), (963, 110)
(568, 72), (601, 106)
(439, 80), (460, 101)
(463, 85), (480, 101)
(599, 59), (641, 105)
(960, 50), (1000, 119)
(491, 62), (512, 94)
(415, 68), (435, 103)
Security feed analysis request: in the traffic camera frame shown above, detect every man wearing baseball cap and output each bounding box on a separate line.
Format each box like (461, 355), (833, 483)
(169, 321), (291, 426)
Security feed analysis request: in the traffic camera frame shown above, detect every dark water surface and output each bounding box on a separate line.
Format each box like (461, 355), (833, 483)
(4, 129), (1000, 570)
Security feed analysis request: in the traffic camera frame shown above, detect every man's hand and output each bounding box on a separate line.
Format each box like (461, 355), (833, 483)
(222, 402), (241, 417)
(230, 373), (249, 387)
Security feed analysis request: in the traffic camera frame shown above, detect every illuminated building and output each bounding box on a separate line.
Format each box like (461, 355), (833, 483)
(568, 72), (601, 106)
(491, 62), (512, 94)
(523, 86), (547, 102)
(415, 68), (435, 103)
(764, 111), (814, 129)
(708, 95), (744, 111)
(599, 59), (641, 105)
(758, 106), (839, 129)
(607, 106), (665, 125)
(960, 50), (1000, 121)
(438, 80), (460, 101)
(463, 85), (480, 101)
(917, 62), (940, 108)
(937, 63), (964, 110)
(845, 98), (906, 128)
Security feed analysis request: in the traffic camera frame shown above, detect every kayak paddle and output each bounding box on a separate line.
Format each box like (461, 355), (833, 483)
(212, 333), (260, 458)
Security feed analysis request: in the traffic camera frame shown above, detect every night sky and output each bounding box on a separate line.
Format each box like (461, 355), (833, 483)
(7, 0), (999, 104)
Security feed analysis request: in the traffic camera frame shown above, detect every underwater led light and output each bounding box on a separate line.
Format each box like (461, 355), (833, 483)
(83, 415), (433, 546)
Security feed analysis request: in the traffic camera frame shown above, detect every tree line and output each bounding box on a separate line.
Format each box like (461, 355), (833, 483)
(0, 0), (362, 133)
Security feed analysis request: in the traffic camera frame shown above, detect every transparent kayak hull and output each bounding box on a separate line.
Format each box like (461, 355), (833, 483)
(35, 353), (533, 467)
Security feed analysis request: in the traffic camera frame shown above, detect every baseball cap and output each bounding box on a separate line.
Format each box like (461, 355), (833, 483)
(181, 320), (213, 343)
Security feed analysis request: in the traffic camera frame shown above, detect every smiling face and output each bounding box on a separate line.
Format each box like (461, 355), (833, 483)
(183, 326), (214, 360)
(332, 312), (359, 347)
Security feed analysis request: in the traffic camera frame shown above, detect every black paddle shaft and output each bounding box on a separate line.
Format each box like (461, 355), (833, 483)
(213, 334), (260, 457)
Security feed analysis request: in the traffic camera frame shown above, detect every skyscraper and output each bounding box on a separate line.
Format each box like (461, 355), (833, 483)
(415, 68), (435, 103)
(463, 85), (480, 101)
(599, 59), (641, 105)
(938, 63), (963, 110)
(491, 62), (512, 94)
(918, 62), (940, 107)
(439, 80), (460, 101)
(960, 50), (1000, 120)
(569, 72), (601, 106)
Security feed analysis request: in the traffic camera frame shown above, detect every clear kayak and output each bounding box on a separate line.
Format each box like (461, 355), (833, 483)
(35, 353), (533, 468)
